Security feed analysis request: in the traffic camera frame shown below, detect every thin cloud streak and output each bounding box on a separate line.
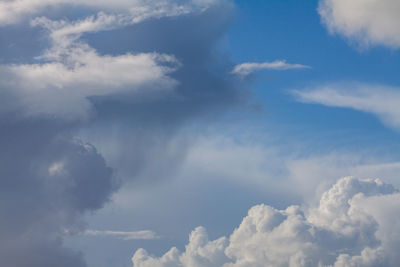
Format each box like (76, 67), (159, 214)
(232, 60), (310, 77)
(84, 230), (160, 240)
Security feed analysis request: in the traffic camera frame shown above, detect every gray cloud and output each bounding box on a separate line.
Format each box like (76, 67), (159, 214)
(0, 0), (244, 266)
(0, 120), (116, 267)
(132, 177), (400, 267)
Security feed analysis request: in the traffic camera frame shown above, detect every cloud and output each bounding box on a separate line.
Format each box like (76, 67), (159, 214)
(0, 1), (242, 266)
(84, 230), (159, 240)
(0, 0), (229, 121)
(0, 121), (117, 267)
(1, 50), (178, 120)
(293, 83), (400, 131)
(232, 60), (310, 77)
(0, 0), (221, 26)
(132, 176), (400, 267)
(318, 0), (400, 48)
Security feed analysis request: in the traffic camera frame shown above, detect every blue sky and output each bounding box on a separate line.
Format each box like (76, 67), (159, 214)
(229, 0), (400, 154)
(2, 0), (400, 267)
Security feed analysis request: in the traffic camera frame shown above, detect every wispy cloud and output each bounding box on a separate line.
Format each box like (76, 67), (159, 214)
(84, 230), (160, 240)
(0, 0), (220, 25)
(232, 60), (310, 77)
(292, 83), (400, 131)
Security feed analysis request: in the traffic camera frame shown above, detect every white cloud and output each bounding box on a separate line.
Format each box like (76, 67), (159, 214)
(132, 176), (400, 267)
(84, 230), (159, 240)
(318, 0), (400, 48)
(0, 47), (179, 120)
(232, 60), (310, 77)
(0, 0), (221, 26)
(0, 0), (227, 119)
(293, 83), (400, 131)
(287, 153), (400, 204)
(0, 0), (226, 120)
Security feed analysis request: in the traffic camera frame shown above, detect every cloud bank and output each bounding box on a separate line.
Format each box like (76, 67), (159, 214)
(319, 0), (400, 48)
(0, 0), (241, 266)
(132, 176), (400, 267)
(232, 60), (310, 77)
(293, 83), (400, 131)
(0, 0), (243, 266)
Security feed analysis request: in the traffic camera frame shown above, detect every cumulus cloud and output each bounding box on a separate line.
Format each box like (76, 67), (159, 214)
(1, 49), (178, 119)
(293, 83), (400, 131)
(132, 176), (400, 267)
(318, 0), (400, 48)
(0, 1), (241, 266)
(232, 60), (310, 77)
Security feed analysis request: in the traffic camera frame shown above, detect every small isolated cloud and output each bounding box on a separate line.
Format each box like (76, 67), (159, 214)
(318, 0), (400, 48)
(232, 60), (310, 77)
(132, 176), (400, 267)
(84, 230), (159, 240)
(292, 83), (400, 131)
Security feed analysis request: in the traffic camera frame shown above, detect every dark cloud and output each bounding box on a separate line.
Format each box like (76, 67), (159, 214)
(0, 120), (116, 267)
(0, 1), (245, 266)
(81, 3), (247, 185)
(88, 2), (243, 126)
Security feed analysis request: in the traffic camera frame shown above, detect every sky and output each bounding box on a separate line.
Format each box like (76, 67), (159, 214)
(1, 0), (400, 266)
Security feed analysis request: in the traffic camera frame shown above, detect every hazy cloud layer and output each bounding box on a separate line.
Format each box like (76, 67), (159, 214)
(319, 0), (400, 48)
(132, 177), (400, 267)
(293, 83), (400, 131)
(232, 60), (310, 77)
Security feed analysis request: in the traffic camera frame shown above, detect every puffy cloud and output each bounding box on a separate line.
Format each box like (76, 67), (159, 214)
(132, 176), (400, 267)
(292, 83), (400, 131)
(318, 0), (400, 48)
(1, 49), (178, 120)
(232, 60), (310, 77)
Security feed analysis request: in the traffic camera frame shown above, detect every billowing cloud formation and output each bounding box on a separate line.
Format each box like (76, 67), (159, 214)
(318, 0), (400, 48)
(292, 83), (400, 131)
(0, 121), (116, 267)
(232, 60), (310, 77)
(0, 1), (240, 266)
(132, 177), (400, 267)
